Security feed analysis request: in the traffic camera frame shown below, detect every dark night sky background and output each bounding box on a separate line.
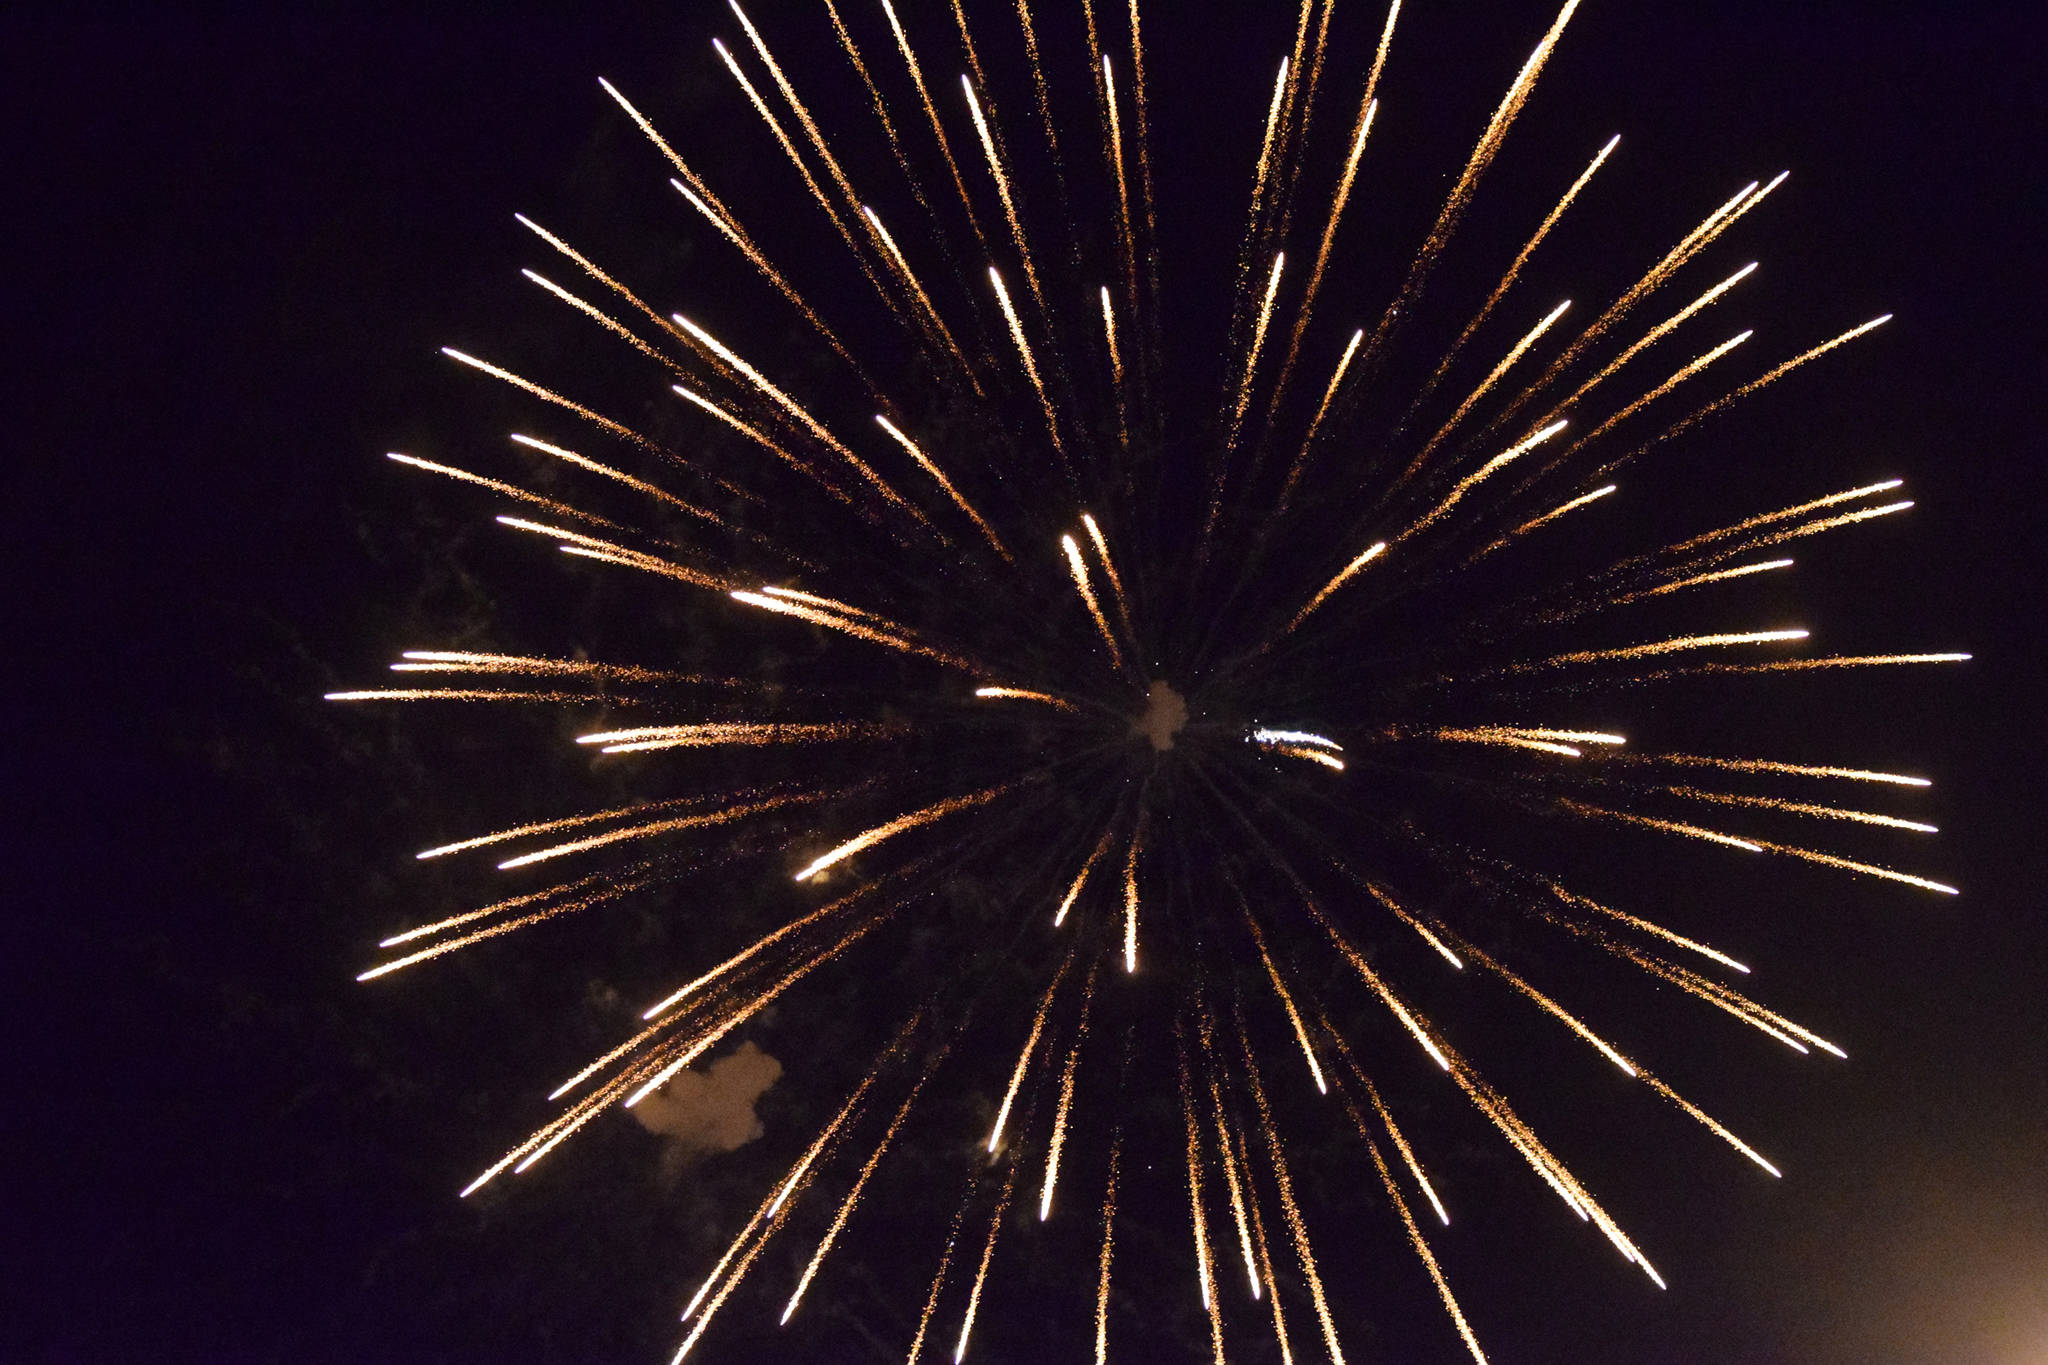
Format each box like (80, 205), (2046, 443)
(6, 3), (2044, 1362)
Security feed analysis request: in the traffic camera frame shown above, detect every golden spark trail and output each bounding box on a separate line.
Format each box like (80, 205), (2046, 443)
(951, 1165), (1016, 1364)
(794, 785), (1009, 882)
(990, 267), (1066, 462)
(520, 269), (685, 377)
(1123, 0), (1161, 323)
(1275, 745), (1345, 770)
(640, 877), (891, 1022)
(1236, 1122), (1294, 1363)
(1403, 418), (1569, 539)
(413, 796), (712, 863)
(877, 0), (991, 253)
(671, 316), (921, 520)
(1178, 1057), (1226, 1362)
(494, 514), (728, 588)
(1312, 902), (1450, 1071)
(1604, 943), (1841, 1055)
(1559, 799), (1765, 853)
(875, 414), (1013, 561)
(1528, 627), (1808, 669)
(1640, 1072), (1781, 1177)
(1548, 885), (1750, 974)
(1122, 818), (1145, 973)
(1100, 59), (1137, 315)
(1057, 827), (1118, 927)
(575, 723), (878, 755)
(1095, 1140), (1118, 1365)
(963, 78), (1052, 326)
(1357, 880), (1467, 969)
(987, 968), (1063, 1153)
(496, 793), (817, 870)
(360, 877), (652, 982)
(1226, 252), (1286, 444)
(512, 213), (703, 360)
(1282, 328), (1365, 502)
(1475, 482), (1615, 559)
(1659, 478), (1903, 560)
(1648, 652), (1970, 678)
(1364, 0), (1581, 365)
(1434, 725), (1625, 746)
(1408, 299), (1572, 477)
(1363, 1133), (1488, 1364)
(1335, 1048), (1450, 1225)
(1239, 1019), (1347, 1365)
(1456, 938), (1638, 1075)
(324, 688), (585, 704)
(860, 207), (978, 383)
(1206, 1091), (1262, 1298)
(1559, 328), (1754, 459)
(824, 0), (936, 220)
(671, 385), (852, 505)
(390, 649), (702, 684)
(1081, 514), (1138, 645)
(559, 544), (735, 588)
(1062, 533), (1127, 670)
(1268, 95), (1376, 418)
(440, 348), (747, 513)
(507, 434), (712, 521)
(1645, 754), (1931, 787)
(729, 590), (982, 672)
(974, 686), (1080, 713)
(1413, 133), (1618, 412)
(1284, 539), (1386, 634)
(1100, 285), (1131, 450)
(759, 584), (900, 624)
(782, 1069), (936, 1324)
(1665, 786), (1937, 833)
(1038, 1032), (1084, 1220)
(1742, 499), (1913, 551)
(1239, 58), (1291, 300)
(1664, 315), (1893, 441)
(1747, 838), (1959, 894)
(1549, 262), (1758, 419)
(1244, 912), (1328, 1093)
(726, 4), (875, 235)
(1250, 728), (1342, 750)
(1619, 557), (1793, 602)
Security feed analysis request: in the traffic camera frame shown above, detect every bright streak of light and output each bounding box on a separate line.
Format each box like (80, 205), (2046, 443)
(951, 1172), (1014, 1364)
(1550, 885), (1750, 974)
(962, 77), (1049, 324)
(862, 206), (973, 377)
(989, 266), (1064, 457)
(1411, 298), (1572, 473)
(730, 590), (978, 671)
(874, 414), (1011, 561)
(1362, 1133), (1488, 1363)
(782, 1076), (929, 1325)
(1650, 753), (1931, 787)
(1747, 838), (1959, 894)
(1296, 327), (1364, 462)
(499, 794), (805, 869)
(1276, 744), (1346, 770)
(1461, 940), (1638, 1075)
(1061, 533), (1127, 670)
(1240, 1028), (1347, 1365)
(1536, 627), (1808, 667)
(1668, 652), (1970, 675)
(1246, 916), (1329, 1094)
(576, 723), (867, 754)
(1226, 252), (1286, 442)
(1484, 482), (1615, 554)
(1630, 557), (1795, 600)
(1641, 1073), (1781, 1178)
(973, 686), (1078, 712)
(1094, 1143), (1118, 1365)
(1081, 513), (1138, 644)
(1561, 800), (1766, 852)
(1286, 540), (1387, 633)
(1122, 826), (1143, 973)
(987, 974), (1060, 1153)
(1180, 1073), (1219, 1320)
(1404, 419), (1568, 539)
(384, 452), (619, 528)
(1664, 479), (1903, 559)
(411, 796), (665, 862)
(1251, 728), (1343, 750)
(1039, 1035), (1083, 1220)
(1357, 882), (1467, 969)
(325, 689), (578, 703)
(1056, 827), (1117, 928)
(1206, 1095), (1262, 1298)
(793, 786), (1006, 882)
(1666, 786), (1937, 833)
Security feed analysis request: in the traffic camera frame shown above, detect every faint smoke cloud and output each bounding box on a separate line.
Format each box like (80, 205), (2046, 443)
(632, 1040), (783, 1168)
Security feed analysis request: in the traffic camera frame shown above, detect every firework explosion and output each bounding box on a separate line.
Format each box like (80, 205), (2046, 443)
(334, 3), (1966, 1359)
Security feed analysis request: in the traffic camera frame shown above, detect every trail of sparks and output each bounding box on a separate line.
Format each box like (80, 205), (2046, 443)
(1062, 533), (1128, 671)
(577, 723), (881, 754)
(1238, 1012), (1347, 1365)
(1284, 539), (1386, 634)
(875, 414), (1013, 561)
(1226, 252), (1287, 446)
(975, 686), (1080, 713)
(1122, 818), (1145, 973)
(951, 1163), (1017, 1364)
(1081, 513), (1139, 645)
(1178, 1052), (1226, 1361)
(987, 965), (1065, 1153)
(1364, 1131), (1487, 1363)
(385, 452), (620, 529)
(1095, 1139), (1118, 1365)
(1057, 826), (1119, 928)
(730, 589), (983, 672)
(781, 1074), (930, 1324)
(794, 786), (1010, 882)
(1665, 786), (1937, 833)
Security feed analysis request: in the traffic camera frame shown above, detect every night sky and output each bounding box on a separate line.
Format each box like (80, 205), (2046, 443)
(8, 3), (2045, 1363)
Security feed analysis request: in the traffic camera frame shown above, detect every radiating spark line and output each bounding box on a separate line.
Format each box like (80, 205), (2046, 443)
(1559, 328), (1754, 457)
(1435, 725), (1625, 746)
(671, 316), (920, 519)
(730, 590), (981, 672)
(391, 649), (704, 684)
(1121, 819), (1144, 973)
(1061, 533), (1127, 670)
(963, 78), (1051, 328)
(1410, 299), (1572, 476)
(783, 1070), (933, 1324)
(1337, 1052), (1449, 1226)
(1747, 838), (1959, 894)
(974, 686), (1080, 713)
(414, 797), (705, 864)
(1415, 133), (1617, 413)
(382, 874), (609, 949)
(875, 414), (1013, 561)
(1549, 885), (1750, 974)
(671, 384), (852, 505)
(325, 688), (582, 703)
(989, 267), (1065, 461)
(1459, 939), (1637, 1075)
(1057, 826), (1118, 928)
(878, 0), (990, 254)
(1239, 1020), (1346, 1365)
(905, 1197), (969, 1365)
(1560, 799), (1765, 853)
(1745, 500), (1913, 550)
(1226, 252), (1286, 444)
(1095, 1140), (1118, 1365)
(560, 544), (741, 588)
(512, 212), (702, 360)
(1659, 478), (1903, 560)
(1363, 1133), (1487, 1363)
(988, 969), (1062, 1153)
(1240, 58), (1292, 296)
(361, 877), (651, 982)
(951, 1166), (1016, 1364)
(1285, 539), (1386, 633)
(1235, 1121), (1293, 1363)
(1476, 483), (1615, 557)
(1611, 945), (1841, 1055)
(1100, 59), (1137, 315)
(1289, 328), (1365, 486)
(1647, 754), (1931, 787)
(1364, 0), (1581, 363)
(1038, 1016), (1087, 1219)
(794, 786), (1009, 882)
(1179, 1062), (1220, 1326)
(824, 0), (933, 218)
(859, 206), (977, 382)
(1123, 0), (1160, 322)
(640, 877), (890, 1022)
(1641, 1072), (1781, 1177)
(1650, 652), (1970, 678)
(1622, 557), (1793, 602)
(1244, 914), (1328, 1093)
(1251, 728), (1343, 750)
(1205, 1091), (1262, 1298)
(1274, 744), (1346, 770)
(1355, 880), (1467, 969)
(1666, 786), (1937, 833)
(1405, 418), (1568, 539)
(1531, 627), (1808, 668)
(498, 792), (816, 870)
(1269, 95), (1376, 413)
(1100, 285), (1131, 449)
(1552, 263), (1759, 429)
(1659, 314), (1892, 448)
(441, 348), (746, 515)
(384, 452), (620, 528)
(495, 514), (730, 589)
(1310, 901), (1450, 1070)
(520, 268), (683, 378)
(506, 434), (703, 521)
(576, 723), (876, 754)
(1081, 514), (1138, 645)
